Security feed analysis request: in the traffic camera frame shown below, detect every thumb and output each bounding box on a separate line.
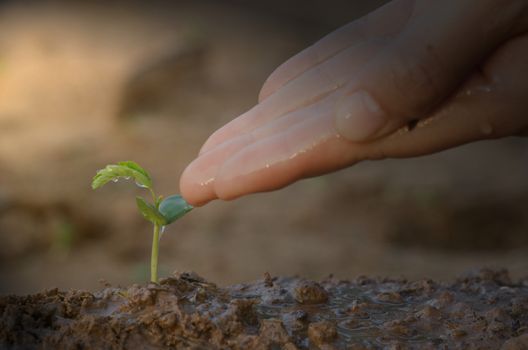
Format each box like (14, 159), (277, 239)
(335, 0), (527, 142)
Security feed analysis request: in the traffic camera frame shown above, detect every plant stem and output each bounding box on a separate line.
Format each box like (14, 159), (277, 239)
(151, 223), (160, 283)
(149, 188), (157, 205)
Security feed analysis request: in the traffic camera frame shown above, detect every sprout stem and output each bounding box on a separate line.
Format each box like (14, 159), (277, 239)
(151, 223), (160, 283)
(149, 188), (157, 205)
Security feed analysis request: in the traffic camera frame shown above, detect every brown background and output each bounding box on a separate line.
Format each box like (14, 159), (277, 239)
(0, 0), (527, 294)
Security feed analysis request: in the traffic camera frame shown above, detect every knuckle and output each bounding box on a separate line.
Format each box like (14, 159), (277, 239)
(384, 47), (445, 117)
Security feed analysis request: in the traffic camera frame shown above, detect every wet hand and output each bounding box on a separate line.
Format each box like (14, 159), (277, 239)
(181, 0), (528, 206)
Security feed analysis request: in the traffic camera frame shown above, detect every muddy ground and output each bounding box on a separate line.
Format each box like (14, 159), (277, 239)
(0, 0), (527, 297)
(2, 268), (528, 349)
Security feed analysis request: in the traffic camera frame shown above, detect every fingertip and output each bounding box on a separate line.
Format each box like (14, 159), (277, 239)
(186, 134), (256, 205)
(183, 195), (213, 208)
(179, 160), (218, 207)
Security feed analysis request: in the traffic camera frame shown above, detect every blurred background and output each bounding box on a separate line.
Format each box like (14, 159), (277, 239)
(0, 0), (527, 294)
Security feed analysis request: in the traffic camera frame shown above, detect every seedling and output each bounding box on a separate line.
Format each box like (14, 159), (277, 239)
(91, 161), (193, 283)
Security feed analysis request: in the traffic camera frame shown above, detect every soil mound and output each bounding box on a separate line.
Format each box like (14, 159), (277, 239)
(1, 269), (528, 349)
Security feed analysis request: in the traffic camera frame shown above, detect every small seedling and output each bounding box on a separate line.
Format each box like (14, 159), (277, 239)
(91, 161), (193, 283)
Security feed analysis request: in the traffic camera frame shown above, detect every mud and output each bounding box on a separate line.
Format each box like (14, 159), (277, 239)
(1, 268), (528, 349)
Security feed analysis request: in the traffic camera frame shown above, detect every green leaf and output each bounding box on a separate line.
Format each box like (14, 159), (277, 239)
(135, 196), (167, 226)
(117, 161), (151, 181)
(92, 161), (152, 190)
(158, 195), (193, 225)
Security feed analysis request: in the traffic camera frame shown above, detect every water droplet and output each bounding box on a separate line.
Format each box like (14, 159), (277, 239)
(159, 226), (166, 241)
(135, 181), (148, 188)
(124, 176), (131, 180)
(112, 178), (119, 183)
(199, 178), (214, 187)
(465, 85), (493, 97)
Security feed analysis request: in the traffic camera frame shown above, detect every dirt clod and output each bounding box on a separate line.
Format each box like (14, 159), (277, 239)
(308, 320), (337, 346)
(293, 280), (328, 304)
(259, 319), (290, 344)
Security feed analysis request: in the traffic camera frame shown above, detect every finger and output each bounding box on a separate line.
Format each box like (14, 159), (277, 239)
(182, 34), (528, 205)
(200, 40), (383, 155)
(334, 0), (524, 143)
(214, 104), (342, 200)
(258, 0), (414, 101)
(180, 134), (253, 206)
(200, 0), (415, 155)
(181, 94), (339, 206)
(212, 37), (528, 201)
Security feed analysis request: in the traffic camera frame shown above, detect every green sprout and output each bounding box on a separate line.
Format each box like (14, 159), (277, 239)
(91, 161), (193, 283)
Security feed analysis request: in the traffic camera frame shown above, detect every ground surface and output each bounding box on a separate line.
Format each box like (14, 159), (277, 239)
(0, 0), (527, 295)
(1, 269), (528, 349)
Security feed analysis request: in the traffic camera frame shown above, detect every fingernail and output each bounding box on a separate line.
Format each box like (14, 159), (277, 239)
(335, 90), (386, 142)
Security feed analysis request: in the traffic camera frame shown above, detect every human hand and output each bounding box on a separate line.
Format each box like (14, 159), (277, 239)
(181, 0), (528, 206)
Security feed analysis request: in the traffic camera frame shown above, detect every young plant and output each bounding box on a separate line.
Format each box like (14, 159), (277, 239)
(91, 161), (193, 283)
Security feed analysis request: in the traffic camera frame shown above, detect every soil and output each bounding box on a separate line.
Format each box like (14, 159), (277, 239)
(2, 268), (528, 349)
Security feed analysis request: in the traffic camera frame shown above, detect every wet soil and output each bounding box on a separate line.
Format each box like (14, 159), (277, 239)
(1, 268), (528, 349)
